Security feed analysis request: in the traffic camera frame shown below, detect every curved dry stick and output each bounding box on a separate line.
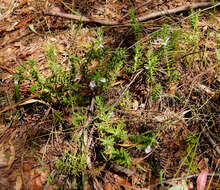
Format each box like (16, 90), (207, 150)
(43, 10), (118, 25)
(203, 131), (220, 155)
(135, 2), (218, 22)
(43, 2), (220, 25)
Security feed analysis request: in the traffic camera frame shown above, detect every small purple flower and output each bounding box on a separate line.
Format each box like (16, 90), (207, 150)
(144, 65), (149, 70)
(145, 145), (152, 154)
(89, 81), (96, 88)
(161, 37), (170, 46)
(100, 78), (106, 83)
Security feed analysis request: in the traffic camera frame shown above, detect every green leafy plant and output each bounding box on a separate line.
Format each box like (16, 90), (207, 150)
(56, 150), (86, 176)
(145, 49), (158, 83)
(184, 133), (200, 173)
(114, 148), (132, 167)
(129, 9), (141, 41)
(16, 44), (84, 106)
(158, 24), (180, 77)
(189, 10), (200, 48)
(94, 96), (132, 166)
(170, 70), (180, 82)
(174, 132), (200, 178)
(132, 42), (143, 71)
(71, 109), (86, 128)
(94, 96), (157, 167)
(47, 173), (54, 184)
(15, 29), (127, 107)
(180, 10), (201, 65)
(107, 48), (127, 83)
(129, 132), (156, 151)
(189, 9), (200, 32)
(151, 83), (162, 101)
(129, 9), (143, 71)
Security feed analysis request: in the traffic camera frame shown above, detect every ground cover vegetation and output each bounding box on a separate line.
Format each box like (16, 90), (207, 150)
(0, 0), (220, 189)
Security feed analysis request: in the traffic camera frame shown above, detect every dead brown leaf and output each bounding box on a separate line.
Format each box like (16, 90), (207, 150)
(104, 183), (112, 190)
(114, 174), (134, 190)
(30, 167), (49, 190)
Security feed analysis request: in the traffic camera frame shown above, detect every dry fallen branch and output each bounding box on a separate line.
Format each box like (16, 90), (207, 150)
(43, 2), (220, 25)
(43, 9), (118, 25)
(135, 2), (219, 22)
(203, 131), (220, 156)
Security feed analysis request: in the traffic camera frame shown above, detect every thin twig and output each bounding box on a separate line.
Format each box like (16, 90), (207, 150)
(85, 125), (96, 170)
(85, 97), (95, 128)
(106, 69), (143, 112)
(81, 97), (96, 170)
(84, 98), (96, 170)
(208, 130), (220, 142)
(207, 160), (219, 190)
(80, 97), (96, 190)
(203, 131), (220, 155)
